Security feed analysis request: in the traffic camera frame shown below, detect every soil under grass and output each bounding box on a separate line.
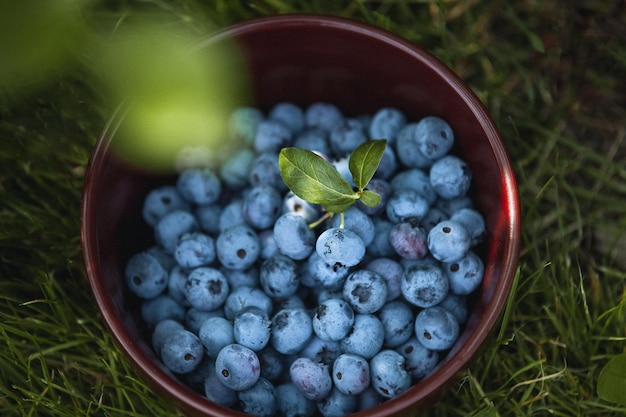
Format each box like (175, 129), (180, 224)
(1, 1), (625, 416)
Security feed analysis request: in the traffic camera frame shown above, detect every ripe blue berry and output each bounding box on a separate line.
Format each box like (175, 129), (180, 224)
(369, 107), (406, 146)
(414, 306), (460, 351)
(160, 329), (204, 374)
(313, 298), (355, 342)
(184, 267), (229, 312)
(141, 294), (186, 327)
(429, 155), (472, 200)
(305, 102), (343, 132)
(176, 167), (222, 205)
(220, 148), (255, 189)
(289, 357), (333, 401)
(224, 285), (273, 321)
(216, 224), (261, 270)
(427, 220), (471, 263)
(415, 116), (455, 160)
(228, 106), (264, 146)
(332, 353), (370, 395)
(273, 213), (315, 261)
(401, 262), (449, 308)
(340, 314), (385, 359)
(316, 227), (365, 268)
(377, 300), (415, 348)
(301, 251), (349, 290)
(260, 254), (300, 299)
(450, 207), (486, 246)
(444, 250), (485, 295)
(395, 337), (439, 380)
(269, 102), (305, 134)
(369, 350), (412, 399)
(124, 251), (168, 299)
(215, 344), (261, 391)
(174, 232), (215, 269)
(237, 378), (277, 417)
(317, 386), (358, 417)
(154, 209), (198, 254)
(329, 118), (367, 156)
(199, 317), (234, 357)
(395, 123), (436, 169)
(254, 120), (293, 154)
(365, 257), (403, 301)
(142, 185), (190, 227)
(276, 383), (317, 417)
(386, 190), (430, 224)
(330, 206), (375, 246)
(233, 307), (272, 352)
(151, 319), (184, 358)
(389, 221), (428, 260)
(271, 308), (313, 355)
(243, 184), (282, 230)
(342, 270), (388, 314)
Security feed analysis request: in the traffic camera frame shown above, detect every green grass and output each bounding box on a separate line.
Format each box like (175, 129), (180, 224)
(1, 0), (625, 416)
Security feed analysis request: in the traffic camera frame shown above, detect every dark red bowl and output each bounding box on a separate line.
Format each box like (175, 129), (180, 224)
(81, 14), (520, 417)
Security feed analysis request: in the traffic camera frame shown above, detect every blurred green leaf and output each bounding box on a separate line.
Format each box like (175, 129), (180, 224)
(598, 354), (626, 405)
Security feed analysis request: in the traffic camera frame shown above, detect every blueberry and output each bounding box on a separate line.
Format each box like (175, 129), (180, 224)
(224, 285), (273, 321)
(305, 102), (344, 132)
(151, 319), (184, 358)
(174, 232), (216, 269)
(429, 155), (472, 200)
(243, 184), (282, 230)
(176, 167), (222, 205)
(289, 357), (333, 401)
(332, 353), (371, 396)
(258, 347), (286, 382)
(185, 307), (224, 335)
(312, 298), (355, 342)
(395, 123), (436, 169)
(237, 378), (277, 417)
(389, 221), (428, 260)
(450, 207), (486, 246)
(124, 251), (168, 299)
(427, 220), (471, 263)
(199, 316), (234, 357)
(435, 195), (473, 217)
(369, 350), (412, 399)
(415, 116), (455, 160)
(340, 314), (385, 359)
(154, 209), (198, 254)
(273, 213), (315, 261)
(420, 207), (447, 233)
(260, 254), (300, 299)
(145, 245), (177, 271)
(444, 250), (484, 295)
(185, 355), (214, 394)
(204, 365), (238, 408)
(358, 386), (385, 411)
(269, 102), (305, 134)
(194, 203), (222, 235)
(276, 383), (317, 417)
(373, 144), (398, 181)
(215, 343), (261, 391)
(299, 335), (342, 366)
(329, 118), (368, 156)
(220, 266), (260, 289)
(330, 207), (375, 246)
(316, 227), (365, 268)
(317, 386), (358, 417)
(228, 106), (264, 146)
(395, 337), (439, 380)
(414, 306), (460, 351)
(271, 308), (313, 355)
(233, 307), (272, 351)
(390, 168), (438, 205)
(293, 127), (331, 155)
(248, 151), (284, 190)
(367, 218), (396, 258)
(141, 294), (186, 327)
(437, 293), (469, 324)
(331, 156), (353, 186)
(342, 270), (388, 314)
(160, 329), (204, 374)
(216, 224), (261, 270)
(369, 107), (406, 146)
(365, 257), (403, 301)
(377, 300), (415, 348)
(184, 267), (229, 311)
(218, 199), (246, 232)
(301, 251), (349, 290)
(401, 262), (449, 308)
(258, 229), (279, 260)
(254, 119), (293, 154)
(220, 148), (255, 189)
(385, 190), (430, 224)
(142, 185), (190, 227)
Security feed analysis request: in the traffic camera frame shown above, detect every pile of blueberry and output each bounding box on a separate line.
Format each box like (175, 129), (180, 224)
(124, 102), (486, 417)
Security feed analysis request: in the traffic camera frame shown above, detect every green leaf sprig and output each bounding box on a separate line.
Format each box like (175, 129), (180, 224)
(279, 139), (387, 226)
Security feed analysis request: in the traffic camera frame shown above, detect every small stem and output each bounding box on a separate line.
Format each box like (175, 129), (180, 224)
(339, 212), (345, 229)
(308, 212), (332, 229)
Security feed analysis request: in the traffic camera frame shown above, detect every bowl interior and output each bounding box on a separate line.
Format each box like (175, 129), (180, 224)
(81, 14), (520, 417)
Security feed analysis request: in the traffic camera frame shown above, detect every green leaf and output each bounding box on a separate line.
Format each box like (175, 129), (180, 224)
(598, 353), (626, 405)
(349, 139), (387, 190)
(279, 147), (358, 213)
(360, 189), (382, 207)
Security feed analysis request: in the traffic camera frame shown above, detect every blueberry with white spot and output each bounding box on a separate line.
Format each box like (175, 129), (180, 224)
(312, 298), (355, 342)
(271, 308), (313, 355)
(332, 353), (371, 396)
(414, 306), (460, 351)
(216, 224), (261, 270)
(176, 167), (222, 205)
(316, 227), (365, 268)
(215, 343), (261, 391)
(401, 262), (449, 308)
(427, 220), (471, 263)
(342, 270), (388, 314)
(369, 350), (412, 399)
(124, 251), (168, 299)
(429, 155), (472, 200)
(184, 267), (229, 311)
(289, 357), (333, 401)
(283, 191), (320, 223)
(160, 329), (204, 374)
